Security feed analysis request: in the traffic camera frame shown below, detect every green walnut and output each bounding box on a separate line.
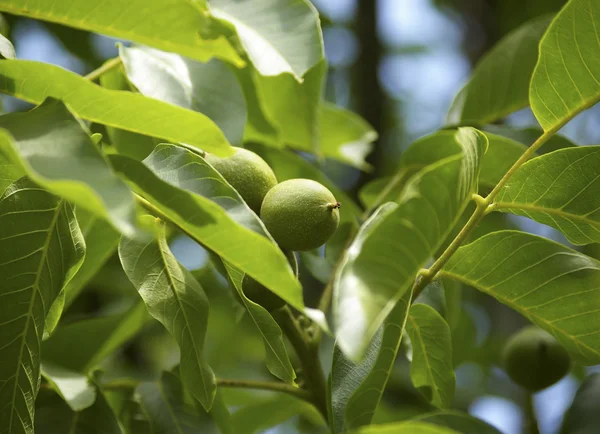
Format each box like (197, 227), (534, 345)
(260, 179), (340, 251)
(241, 250), (297, 312)
(205, 147), (277, 214)
(502, 326), (571, 392)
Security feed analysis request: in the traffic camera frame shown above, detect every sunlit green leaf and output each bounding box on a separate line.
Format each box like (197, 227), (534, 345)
(109, 146), (303, 310)
(223, 262), (296, 383)
(349, 421), (460, 434)
(319, 102), (377, 171)
(42, 302), (149, 373)
(530, 0), (600, 131)
(210, 0), (323, 79)
(447, 15), (551, 125)
(0, 0), (243, 66)
(496, 146), (600, 245)
(99, 65), (157, 160)
(120, 45), (247, 145)
(413, 411), (502, 434)
(0, 178), (85, 434)
(136, 370), (233, 434)
(120, 220), (216, 410)
(40, 363), (96, 412)
(482, 125), (577, 154)
(334, 128), (487, 360)
(0, 98), (136, 235)
(405, 304), (455, 408)
(330, 291), (411, 432)
(0, 60), (233, 157)
(441, 230), (600, 365)
(0, 32), (14, 59)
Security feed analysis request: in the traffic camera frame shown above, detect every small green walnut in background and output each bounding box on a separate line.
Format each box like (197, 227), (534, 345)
(260, 179), (340, 252)
(205, 147), (277, 214)
(502, 325), (571, 392)
(241, 250), (298, 312)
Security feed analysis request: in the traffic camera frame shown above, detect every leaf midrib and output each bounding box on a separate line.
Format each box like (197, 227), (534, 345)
(408, 312), (442, 406)
(8, 197), (63, 433)
(440, 270), (600, 361)
(495, 201), (600, 227)
(157, 236), (211, 406)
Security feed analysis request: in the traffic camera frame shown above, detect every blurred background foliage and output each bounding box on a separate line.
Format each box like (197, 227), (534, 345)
(4, 1), (600, 433)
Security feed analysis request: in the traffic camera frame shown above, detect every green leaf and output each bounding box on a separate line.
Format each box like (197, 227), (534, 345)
(318, 102), (377, 171)
(99, 65), (157, 160)
(64, 208), (120, 308)
(349, 421), (460, 434)
(0, 98), (136, 235)
(136, 371), (232, 434)
(330, 292), (412, 433)
(0, 0), (243, 66)
(482, 125), (577, 154)
(231, 395), (323, 434)
(496, 146), (600, 245)
(42, 302), (149, 373)
(405, 304), (455, 408)
(119, 220), (216, 410)
(35, 384), (122, 434)
(413, 411), (502, 434)
(530, 0), (600, 131)
(210, 0), (323, 79)
(254, 60), (326, 154)
(0, 60), (233, 157)
(119, 45), (247, 145)
(108, 147), (303, 310)
(222, 262), (296, 383)
(40, 363), (96, 412)
(447, 15), (551, 125)
(560, 373), (600, 434)
(441, 230), (600, 365)
(333, 128), (488, 360)
(0, 178), (85, 434)
(0, 32), (14, 59)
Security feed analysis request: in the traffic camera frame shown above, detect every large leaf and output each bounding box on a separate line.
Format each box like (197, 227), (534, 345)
(319, 102), (377, 171)
(349, 421), (460, 434)
(0, 178), (85, 434)
(330, 291), (412, 433)
(560, 373), (600, 434)
(495, 146), (600, 245)
(223, 262), (296, 383)
(99, 65), (157, 160)
(0, 0), (242, 66)
(0, 98), (136, 235)
(209, 0), (323, 79)
(253, 61), (326, 154)
(448, 15), (551, 125)
(135, 371), (233, 434)
(64, 208), (120, 308)
(120, 220), (216, 410)
(441, 230), (600, 365)
(413, 411), (502, 434)
(108, 148), (303, 310)
(333, 128), (488, 360)
(42, 302), (149, 373)
(405, 304), (455, 409)
(120, 45), (247, 145)
(530, 0), (600, 131)
(40, 363), (96, 412)
(0, 60), (233, 156)
(35, 385), (122, 434)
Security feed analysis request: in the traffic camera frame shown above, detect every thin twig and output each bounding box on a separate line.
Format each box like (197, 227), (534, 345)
(85, 57), (123, 82)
